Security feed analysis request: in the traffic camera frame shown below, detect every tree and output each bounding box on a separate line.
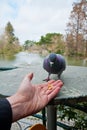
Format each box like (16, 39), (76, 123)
(66, 0), (87, 56)
(37, 34), (51, 45)
(0, 22), (21, 55)
(5, 21), (15, 44)
(5, 22), (14, 35)
(36, 33), (65, 54)
(23, 40), (35, 50)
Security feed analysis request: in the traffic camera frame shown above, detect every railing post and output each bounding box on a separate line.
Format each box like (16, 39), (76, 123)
(42, 108), (46, 126)
(47, 105), (57, 130)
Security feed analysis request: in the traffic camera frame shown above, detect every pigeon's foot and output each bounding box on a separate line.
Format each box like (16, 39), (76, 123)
(43, 78), (50, 82)
(58, 74), (61, 79)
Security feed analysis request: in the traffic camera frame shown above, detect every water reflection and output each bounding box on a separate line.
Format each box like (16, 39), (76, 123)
(0, 52), (43, 67)
(65, 56), (87, 67)
(0, 52), (87, 67)
(0, 54), (15, 60)
(14, 52), (43, 66)
(0, 54), (16, 67)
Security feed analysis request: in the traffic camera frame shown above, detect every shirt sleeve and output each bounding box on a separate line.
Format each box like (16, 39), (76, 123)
(0, 98), (12, 130)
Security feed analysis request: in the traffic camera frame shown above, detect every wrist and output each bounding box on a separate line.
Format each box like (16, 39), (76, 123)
(6, 93), (25, 122)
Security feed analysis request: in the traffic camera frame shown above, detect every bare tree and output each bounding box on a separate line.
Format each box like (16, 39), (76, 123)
(66, 0), (87, 56)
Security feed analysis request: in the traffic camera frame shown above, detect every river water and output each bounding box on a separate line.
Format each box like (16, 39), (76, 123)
(0, 52), (87, 67)
(0, 52), (43, 68)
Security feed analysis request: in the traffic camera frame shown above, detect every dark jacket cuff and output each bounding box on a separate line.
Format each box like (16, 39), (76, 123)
(0, 98), (12, 130)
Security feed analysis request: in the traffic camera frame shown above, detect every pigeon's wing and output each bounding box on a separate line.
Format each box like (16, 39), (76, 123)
(56, 54), (66, 70)
(43, 58), (51, 73)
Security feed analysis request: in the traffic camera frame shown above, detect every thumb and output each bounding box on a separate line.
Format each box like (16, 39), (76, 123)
(28, 73), (33, 81)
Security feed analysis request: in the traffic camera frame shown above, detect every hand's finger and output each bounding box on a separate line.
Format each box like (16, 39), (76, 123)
(47, 80), (56, 84)
(48, 84), (63, 101)
(52, 80), (63, 86)
(28, 73), (33, 81)
(40, 80), (56, 92)
(46, 81), (63, 94)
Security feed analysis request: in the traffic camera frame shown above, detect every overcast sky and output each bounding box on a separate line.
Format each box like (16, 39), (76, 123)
(0, 0), (76, 44)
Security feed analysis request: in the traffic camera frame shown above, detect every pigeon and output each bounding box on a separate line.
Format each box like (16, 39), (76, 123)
(43, 53), (66, 81)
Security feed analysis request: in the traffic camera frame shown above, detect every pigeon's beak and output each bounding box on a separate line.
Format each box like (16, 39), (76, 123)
(50, 61), (54, 67)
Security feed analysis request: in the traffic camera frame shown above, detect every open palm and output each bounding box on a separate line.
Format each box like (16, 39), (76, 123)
(17, 73), (63, 116)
